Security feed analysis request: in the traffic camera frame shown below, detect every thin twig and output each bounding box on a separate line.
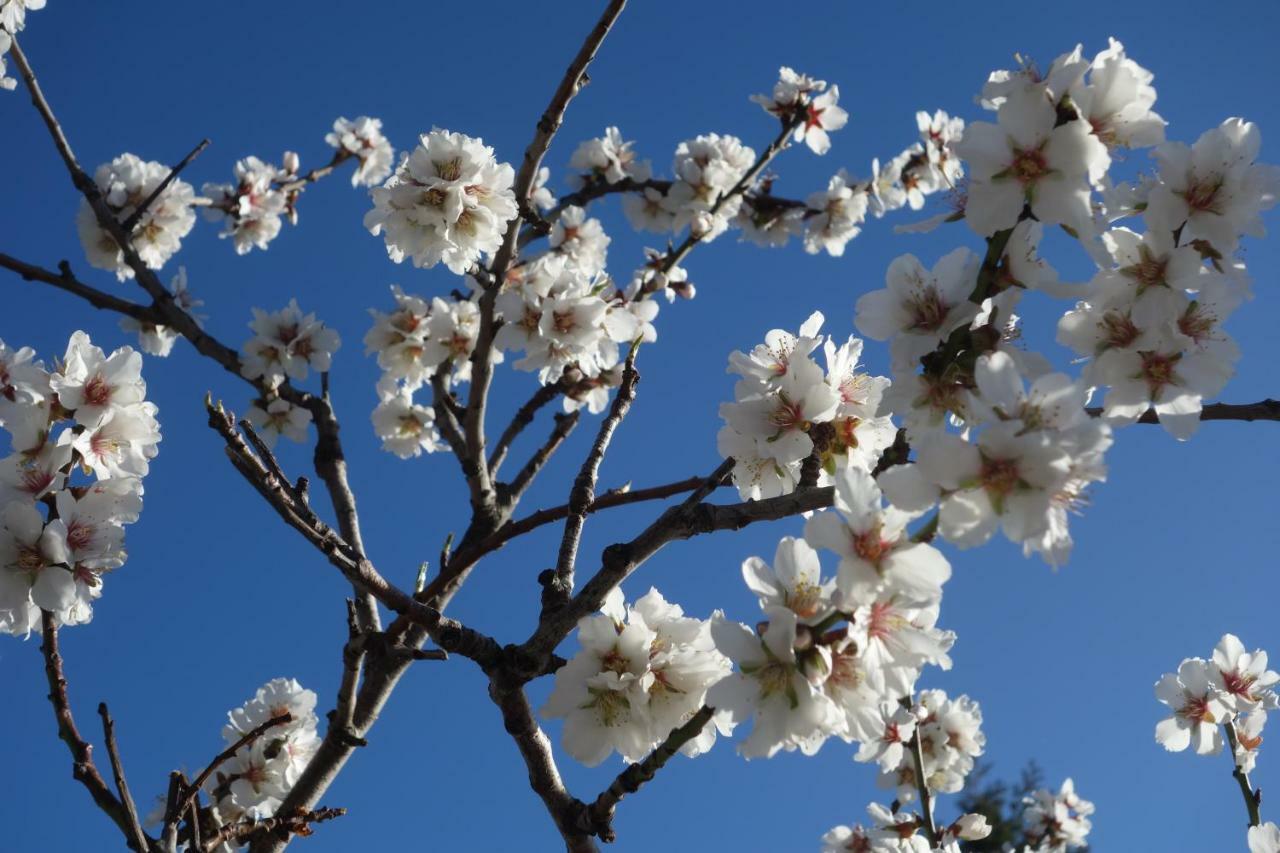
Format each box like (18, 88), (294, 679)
(96, 703), (151, 853)
(0, 253), (158, 321)
(526, 482), (836, 658)
(548, 350), (640, 607)
(205, 806), (347, 852)
(489, 381), (566, 475)
(121, 138), (210, 232)
(508, 411), (581, 503)
(908, 726), (939, 845)
(39, 612), (153, 852)
(581, 706), (716, 842)
(1225, 722), (1263, 827)
(186, 713), (294, 809)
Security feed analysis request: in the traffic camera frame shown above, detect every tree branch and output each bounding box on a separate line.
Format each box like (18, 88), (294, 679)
(489, 677), (596, 852)
(508, 410), (581, 504)
(908, 725), (940, 845)
(1085, 400), (1280, 423)
(187, 713), (294, 809)
(1225, 722), (1263, 827)
(489, 380), (567, 476)
(40, 612), (155, 852)
(95, 703), (152, 853)
(547, 351), (640, 609)
(121, 138), (210, 233)
(206, 806), (346, 852)
(0, 253), (158, 321)
(526, 475), (834, 659)
(580, 706), (716, 842)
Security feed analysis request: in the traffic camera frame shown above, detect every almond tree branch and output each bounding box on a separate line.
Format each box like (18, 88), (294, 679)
(95, 703), (151, 853)
(186, 713), (294, 809)
(461, 0), (629, 528)
(508, 410), (581, 505)
(488, 677), (596, 853)
(40, 612), (156, 853)
(276, 149), (353, 194)
(204, 398), (503, 669)
(121, 138), (210, 232)
(1085, 400), (1280, 423)
(655, 115), (802, 279)
(908, 725), (940, 845)
(580, 705), (716, 842)
(206, 807), (347, 853)
(488, 0), (629, 280)
(11, 32), (383, 637)
(1225, 722), (1263, 827)
(547, 350), (640, 609)
(489, 380), (567, 476)
(526, 474), (836, 659)
(0, 253), (159, 321)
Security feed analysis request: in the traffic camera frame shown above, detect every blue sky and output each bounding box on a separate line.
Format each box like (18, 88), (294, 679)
(4, 1), (1280, 850)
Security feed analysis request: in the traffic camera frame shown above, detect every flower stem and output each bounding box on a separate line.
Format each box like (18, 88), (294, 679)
(1225, 722), (1263, 827)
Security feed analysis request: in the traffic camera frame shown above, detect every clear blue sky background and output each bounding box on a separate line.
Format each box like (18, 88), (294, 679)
(4, 2), (1280, 850)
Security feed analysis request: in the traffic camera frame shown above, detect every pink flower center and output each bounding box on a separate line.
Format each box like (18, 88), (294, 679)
(980, 456), (1022, 497)
(905, 286), (949, 332)
(1010, 147), (1050, 185)
(1138, 351), (1182, 394)
(82, 374), (112, 407)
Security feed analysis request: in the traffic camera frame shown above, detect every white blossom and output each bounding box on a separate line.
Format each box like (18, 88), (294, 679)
(326, 116), (395, 187)
(364, 129), (517, 273)
(77, 153), (196, 280)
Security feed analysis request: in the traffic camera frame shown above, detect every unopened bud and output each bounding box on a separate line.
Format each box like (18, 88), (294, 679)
(672, 280), (696, 300)
(282, 150), (300, 175)
(953, 813), (992, 841)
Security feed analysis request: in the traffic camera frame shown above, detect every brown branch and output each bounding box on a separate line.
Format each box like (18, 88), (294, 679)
(526, 481), (836, 657)
(489, 677), (596, 852)
(547, 351), (640, 609)
(1225, 722), (1263, 827)
(187, 713), (294, 809)
(312, 372), (380, 633)
(488, 0), (629, 280)
(1085, 399), (1280, 423)
(39, 612), (154, 852)
(460, 0), (630, 534)
(508, 410), (581, 504)
(205, 398), (503, 668)
(581, 706), (716, 842)
(206, 806), (347, 852)
(276, 149), (353, 194)
(95, 703), (151, 853)
(656, 115), (801, 279)
(489, 380), (567, 476)
(0, 253), (158, 321)
(908, 725), (940, 845)
(518, 178), (672, 248)
(121, 138), (210, 232)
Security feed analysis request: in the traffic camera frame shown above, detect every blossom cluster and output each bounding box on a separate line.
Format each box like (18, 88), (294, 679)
(0, 332), (159, 635)
(77, 152), (197, 280)
(202, 678), (321, 829)
(203, 155), (295, 255)
(718, 312), (895, 500)
(365, 129), (518, 273)
(1018, 778), (1095, 852)
(237, 299), (341, 448)
(710, 467), (960, 763)
(542, 587), (730, 766)
(821, 804), (992, 852)
(1154, 633), (1276, 763)
(325, 115), (395, 188)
